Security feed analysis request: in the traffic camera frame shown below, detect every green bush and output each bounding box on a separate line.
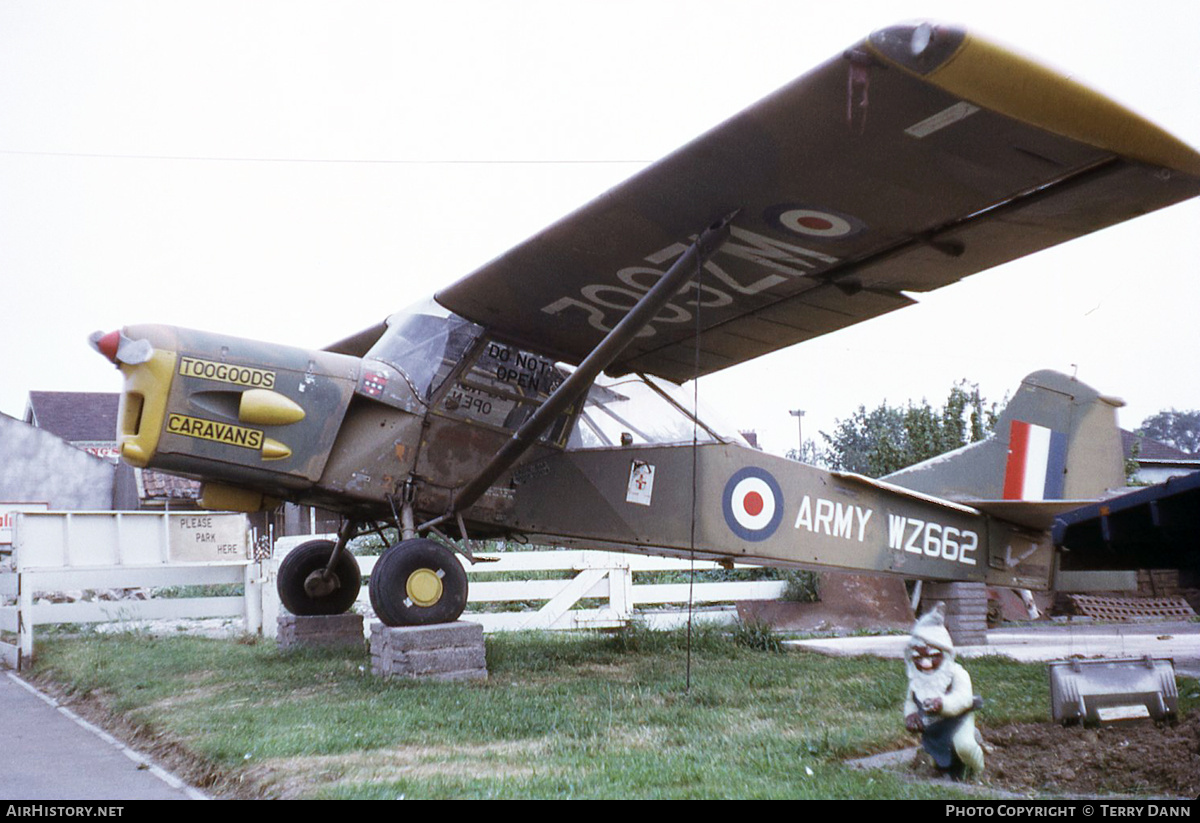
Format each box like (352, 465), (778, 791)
(781, 570), (820, 603)
(730, 618), (784, 653)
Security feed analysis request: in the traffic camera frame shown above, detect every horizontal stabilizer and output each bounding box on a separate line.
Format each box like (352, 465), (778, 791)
(968, 499), (1095, 531)
(830, 470), (981, 517)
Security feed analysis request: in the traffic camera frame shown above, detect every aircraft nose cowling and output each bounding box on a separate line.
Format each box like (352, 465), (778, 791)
(107, 322), (362, 491)
(88, 329), (154, 365)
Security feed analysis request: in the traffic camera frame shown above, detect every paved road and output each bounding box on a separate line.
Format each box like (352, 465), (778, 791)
(0, 672), (207, 801)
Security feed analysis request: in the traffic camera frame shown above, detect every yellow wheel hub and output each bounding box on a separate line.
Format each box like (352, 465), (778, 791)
(405, 568), (444, 607)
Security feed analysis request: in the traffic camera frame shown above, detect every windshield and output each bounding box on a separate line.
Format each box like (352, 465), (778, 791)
(365, 301), (483, 401)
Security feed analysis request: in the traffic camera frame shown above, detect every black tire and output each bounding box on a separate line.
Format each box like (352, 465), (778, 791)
(368, 538), (468, 627)
(277, 539), (363, 616)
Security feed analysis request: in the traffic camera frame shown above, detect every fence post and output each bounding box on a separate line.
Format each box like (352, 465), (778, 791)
(244, 561), (263, 635)
(609, 560), (633, 623)
(18, 568), (33, 667)
(261, 556), (280, 639)
(0, 566), (17, 669)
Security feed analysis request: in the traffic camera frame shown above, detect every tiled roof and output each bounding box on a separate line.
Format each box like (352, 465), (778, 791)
(25, 391), (119, 442)
(139, 470), (202, 501)
(1121, 429), (1198, 462)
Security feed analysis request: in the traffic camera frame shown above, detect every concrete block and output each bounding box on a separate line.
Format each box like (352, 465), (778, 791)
(369, 620), (484, 652)
(277, 613), (366, 651)
(369, 620), (487, 682)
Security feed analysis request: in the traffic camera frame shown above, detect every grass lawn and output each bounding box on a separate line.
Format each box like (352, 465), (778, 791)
(28, 625), (1059, 799)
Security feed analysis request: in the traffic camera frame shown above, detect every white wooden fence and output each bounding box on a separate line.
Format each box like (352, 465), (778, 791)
(2, 516), (786, 669)
(266, 536), (786, 635)
(1, 511), (259, 670)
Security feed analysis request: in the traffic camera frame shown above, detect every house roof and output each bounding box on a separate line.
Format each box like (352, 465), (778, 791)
(25, 391), (119, 443)
(1121, 430), (1199, 464)
(25, 391), (202, 503)
(139, 469), (202, 502)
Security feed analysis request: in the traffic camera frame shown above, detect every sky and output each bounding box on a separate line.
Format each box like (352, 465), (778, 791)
(2, 0), (1198, 457)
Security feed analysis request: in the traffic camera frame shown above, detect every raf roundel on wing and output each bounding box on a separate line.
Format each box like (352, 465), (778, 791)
(764, 204), (867, 241)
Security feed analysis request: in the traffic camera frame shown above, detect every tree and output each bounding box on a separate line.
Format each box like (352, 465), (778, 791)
(1137, 409), (1200, 455)
(784, 439), (826, 467)
(819, 380), (998, 478)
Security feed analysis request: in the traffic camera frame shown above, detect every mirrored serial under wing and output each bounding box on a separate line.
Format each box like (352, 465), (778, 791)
(428, 21), (1200, 383)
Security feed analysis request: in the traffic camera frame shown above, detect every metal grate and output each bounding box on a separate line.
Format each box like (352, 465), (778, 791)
(1068, 594), (1197, 621)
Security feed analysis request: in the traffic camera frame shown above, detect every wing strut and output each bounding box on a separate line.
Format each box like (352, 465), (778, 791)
(420, 211), (738, 532)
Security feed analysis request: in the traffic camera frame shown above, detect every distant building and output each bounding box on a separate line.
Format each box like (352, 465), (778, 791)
(23, 391), (201, 510)
(0, 412), (115, 510)
(1122, 430), (1200, 485)
(23, 391), (121, 462)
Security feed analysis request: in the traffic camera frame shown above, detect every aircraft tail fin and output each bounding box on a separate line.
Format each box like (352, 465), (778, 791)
(884, 370), (1126, 511)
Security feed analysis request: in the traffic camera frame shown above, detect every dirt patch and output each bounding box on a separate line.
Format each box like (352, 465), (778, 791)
(738, 573), (914, 632)
(980, 714), (1200, 798)
(903, 713), (1200, 798)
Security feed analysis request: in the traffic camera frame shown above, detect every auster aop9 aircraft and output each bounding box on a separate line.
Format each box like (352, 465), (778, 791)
(92, 22), (1200, 627)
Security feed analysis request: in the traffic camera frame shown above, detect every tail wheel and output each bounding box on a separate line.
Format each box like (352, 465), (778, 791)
(369, 538), (468, 627)
(277, 539), (363, 616)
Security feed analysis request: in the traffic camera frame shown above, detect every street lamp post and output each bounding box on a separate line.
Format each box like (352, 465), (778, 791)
(789, 409), (805, 460)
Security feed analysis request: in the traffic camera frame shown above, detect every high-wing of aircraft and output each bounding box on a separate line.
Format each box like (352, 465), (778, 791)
(91, 22), (1200, 627)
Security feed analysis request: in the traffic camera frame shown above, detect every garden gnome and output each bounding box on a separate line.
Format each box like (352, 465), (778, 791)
(903, 603), (985, 779)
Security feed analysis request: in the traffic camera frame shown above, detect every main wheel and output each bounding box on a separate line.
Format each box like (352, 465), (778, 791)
(368, 538), (468, 627)
(277, 539), (363, 616)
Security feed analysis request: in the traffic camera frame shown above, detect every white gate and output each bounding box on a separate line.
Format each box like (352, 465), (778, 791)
(0, 511), (259, 669)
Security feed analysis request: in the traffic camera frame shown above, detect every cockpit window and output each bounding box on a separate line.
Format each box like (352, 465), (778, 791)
(365, 301), (483, 401)
(366, 302), (734, 451)
(567, 374), (730, 449)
